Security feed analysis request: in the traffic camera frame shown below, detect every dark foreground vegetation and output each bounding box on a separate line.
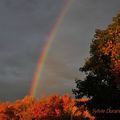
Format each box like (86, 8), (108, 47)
(73, 12), (120, 119)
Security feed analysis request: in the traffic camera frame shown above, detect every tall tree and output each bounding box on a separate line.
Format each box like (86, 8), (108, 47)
(73, 12), (120, 119)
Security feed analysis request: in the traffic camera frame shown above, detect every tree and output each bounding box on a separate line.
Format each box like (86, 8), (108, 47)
(0, 95), (94, 120)
(73, 12), (120, 119)
(31, 95), (94, 120)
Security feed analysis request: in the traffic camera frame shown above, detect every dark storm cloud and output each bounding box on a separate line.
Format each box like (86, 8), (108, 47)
(53, 0), (120, 68)
(35, 0), (120, 97)
(0, 80), (28, 101)
(0, 0), (65, 101)
(0, 0), (120, 101)
(37, 56), (79, 97)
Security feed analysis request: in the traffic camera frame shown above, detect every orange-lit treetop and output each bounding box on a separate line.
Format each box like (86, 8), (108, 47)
(0, 95), (94, 120)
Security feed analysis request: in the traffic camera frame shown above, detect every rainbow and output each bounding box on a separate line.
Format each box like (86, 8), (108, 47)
(30, 0), (73, 97)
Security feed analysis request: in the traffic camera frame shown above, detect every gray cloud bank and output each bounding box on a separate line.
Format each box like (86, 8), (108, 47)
(36, 0), (120, 98)
(0, 0), (64, 101)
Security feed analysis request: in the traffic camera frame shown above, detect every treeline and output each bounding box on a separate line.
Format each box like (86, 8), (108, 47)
(0, 95), (95, 120)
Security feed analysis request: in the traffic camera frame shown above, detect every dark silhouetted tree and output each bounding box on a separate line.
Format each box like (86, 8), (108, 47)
(73, 12), (120, 119)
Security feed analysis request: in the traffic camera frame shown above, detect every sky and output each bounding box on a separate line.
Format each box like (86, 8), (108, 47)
(0, 0), (120, 101)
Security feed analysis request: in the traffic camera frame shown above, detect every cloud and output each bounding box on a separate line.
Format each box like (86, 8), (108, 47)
(35, 0), (120, 98)
(0, 0), (65, 101)
(0, 0), (120, 100)
(0, 80), (29, 101)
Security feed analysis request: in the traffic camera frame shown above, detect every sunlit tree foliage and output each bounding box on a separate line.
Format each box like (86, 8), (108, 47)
(0, 95), (94, 120)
